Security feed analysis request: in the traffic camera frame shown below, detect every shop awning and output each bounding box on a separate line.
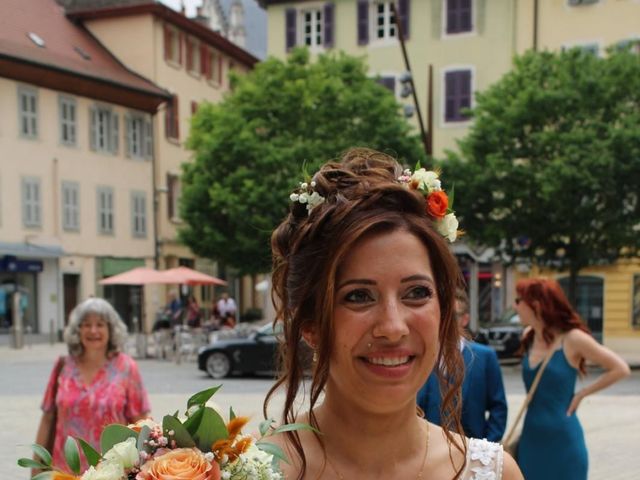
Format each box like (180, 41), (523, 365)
(0, 241), (65, 259)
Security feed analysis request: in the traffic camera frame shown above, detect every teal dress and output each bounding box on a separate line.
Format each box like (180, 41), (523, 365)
(517, 347), (588, 480)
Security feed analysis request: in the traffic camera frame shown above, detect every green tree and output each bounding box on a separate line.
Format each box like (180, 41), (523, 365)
(181, 48), (425, 274)
(442, 46), (640, 302)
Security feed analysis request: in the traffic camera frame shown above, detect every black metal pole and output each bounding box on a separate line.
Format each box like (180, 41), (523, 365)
(427, 64), (433, 157)
(391, 2), (430, 161)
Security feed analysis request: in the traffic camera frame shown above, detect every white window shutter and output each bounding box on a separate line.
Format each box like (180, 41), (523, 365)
(144, 117), (153, 160)
(89, 106), (97, 151)
(111, 113), (119, 154)
(125, 114), (132, 157)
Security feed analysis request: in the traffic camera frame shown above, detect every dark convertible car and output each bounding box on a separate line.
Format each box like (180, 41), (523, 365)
(197, 323), (312, 379)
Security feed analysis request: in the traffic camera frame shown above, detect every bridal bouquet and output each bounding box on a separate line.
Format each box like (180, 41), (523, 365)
(19, 386), (306, 480)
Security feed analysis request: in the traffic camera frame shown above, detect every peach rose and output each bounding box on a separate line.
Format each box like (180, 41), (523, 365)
(426, 191), (448, 219)
(137, 448), (220, 480)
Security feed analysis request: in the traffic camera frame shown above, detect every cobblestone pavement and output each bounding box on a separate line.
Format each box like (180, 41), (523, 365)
(1, 343), (638, 480)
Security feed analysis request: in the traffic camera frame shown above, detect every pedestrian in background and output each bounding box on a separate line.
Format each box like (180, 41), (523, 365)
(33, 298), (150, 474)
(417, 288), (508, 441)
(185, 294), (201, 328)
(216, 292), (237, 328)
(514, 277), (630, 480)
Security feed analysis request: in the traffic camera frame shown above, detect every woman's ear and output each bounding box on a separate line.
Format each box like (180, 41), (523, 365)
(301, 326), (318, 350)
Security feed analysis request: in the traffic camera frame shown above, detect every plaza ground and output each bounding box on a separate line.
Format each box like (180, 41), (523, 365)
(1, 342), (638, 480)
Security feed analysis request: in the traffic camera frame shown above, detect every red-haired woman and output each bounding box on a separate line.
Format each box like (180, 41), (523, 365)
(514, 277), (630, 480)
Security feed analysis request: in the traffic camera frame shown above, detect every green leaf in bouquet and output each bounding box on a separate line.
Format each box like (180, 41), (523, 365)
(100, 424), (138, 454)
(258, 418), (275, 437)
(31, 443), (52, 466)
(16, 458), (49, 469)
(77, 437), (101, 467)
(255, 440), (289, 464)
(188, 407), (228, 452)
(31, 472), (54, 480)
(186, 385), (222, 409)
(136, 425), (152, 452)
(229, 406), (236, 421)
(163, 415), (196, 448)
(183, 405), (204, 436)
(63, 436), (81, 474)
(271, 422), (320, 435)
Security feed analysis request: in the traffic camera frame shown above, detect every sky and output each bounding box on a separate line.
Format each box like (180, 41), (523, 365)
(158, 0), (267, 59)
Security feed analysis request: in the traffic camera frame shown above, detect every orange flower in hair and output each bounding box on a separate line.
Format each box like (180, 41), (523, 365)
(426, 191), (448, 219)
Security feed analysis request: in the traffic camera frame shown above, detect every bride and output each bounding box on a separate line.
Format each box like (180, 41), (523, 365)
(264, 148), (523, 479)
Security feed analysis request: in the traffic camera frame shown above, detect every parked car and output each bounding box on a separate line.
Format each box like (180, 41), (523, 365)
(475, 310), (524, 359)
(197, 323), (312, 379)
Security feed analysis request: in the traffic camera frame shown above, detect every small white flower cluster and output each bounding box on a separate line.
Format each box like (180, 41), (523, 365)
(221, 443), (283, 480)
(398, 168), (442, 193)
(81, 437), (139, 480)
(289, 181), (325, 215)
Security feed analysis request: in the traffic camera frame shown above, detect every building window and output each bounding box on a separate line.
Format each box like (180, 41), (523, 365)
(90, 106), (119, 154)
(377, 76), (396, 94)
(62, 181), (80, 231)
(59, 96), (77, 146)
(22, 177), (41, 228)
(302, 9), (323, 47)
(165, 95), (180, 140)
(202, 48), (223, 85)
(125, 112), (153, 159)
(97, 186), (114, 235)
(445, 0), (473, 35)
(131, 191), (147, 238)
(444, 69), (472, 123)
(186, 37), (199, 73)
(167, 173), (181, 221)
(18, 86), (38, 138)
(374, 1), (396, 40)
(164, 25), (181, 64)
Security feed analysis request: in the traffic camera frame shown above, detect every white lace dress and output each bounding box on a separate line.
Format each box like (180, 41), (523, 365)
(460, 438), (504, 480)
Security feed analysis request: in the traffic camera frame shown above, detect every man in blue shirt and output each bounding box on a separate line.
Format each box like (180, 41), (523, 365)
(417, 289), (507, 441)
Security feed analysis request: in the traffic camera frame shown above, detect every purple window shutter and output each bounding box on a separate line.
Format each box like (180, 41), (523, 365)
(460, 0), (472, 32)
(445, 70), (471, 122)
(377, 76), (396, 93)
(324, 3), (335, 48)
(285, 8), (297, 51)
(357, 0), (369, 46)
(446, 0), (458, 34)
(398, 0), (410, 39)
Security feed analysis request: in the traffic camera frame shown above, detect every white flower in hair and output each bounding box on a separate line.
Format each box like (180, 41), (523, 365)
(412, 168), (441, 192)
(435, 213), (459, 242)
(289, 179), (325, 215)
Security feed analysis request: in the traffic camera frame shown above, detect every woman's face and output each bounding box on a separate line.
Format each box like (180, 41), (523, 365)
(79, 312), (110, 354)
(328, 229), (441, 412)
(514, 293), (538, 327)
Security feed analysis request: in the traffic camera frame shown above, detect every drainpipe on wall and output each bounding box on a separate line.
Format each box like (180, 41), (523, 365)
(533, 0), (539, 51)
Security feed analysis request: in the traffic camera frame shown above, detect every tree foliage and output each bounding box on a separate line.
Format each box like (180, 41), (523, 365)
(441, 46), (640, 298)
(180, 48), (425, 274)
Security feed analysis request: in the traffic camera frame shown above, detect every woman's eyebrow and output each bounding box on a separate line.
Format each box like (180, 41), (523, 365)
(401, 274), (434, 283)
(336, 278), (376, 290)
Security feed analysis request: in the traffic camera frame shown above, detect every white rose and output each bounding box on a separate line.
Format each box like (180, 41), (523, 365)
(103, 437), (139, 470)
(411, 168), (440, 192)
(81, 461), (125, 480)
(436, 214), (459, 242)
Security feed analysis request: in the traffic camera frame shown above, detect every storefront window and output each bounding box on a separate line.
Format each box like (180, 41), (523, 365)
(0, 273), (38, 333)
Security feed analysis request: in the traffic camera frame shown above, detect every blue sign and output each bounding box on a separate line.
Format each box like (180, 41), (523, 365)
(0, 256), (43, 273)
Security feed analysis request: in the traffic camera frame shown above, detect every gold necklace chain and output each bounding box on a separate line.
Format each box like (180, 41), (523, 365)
(325, 422), (430, 480)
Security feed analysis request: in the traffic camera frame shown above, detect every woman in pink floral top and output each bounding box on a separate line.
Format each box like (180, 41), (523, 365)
(34, 298), (150, 473)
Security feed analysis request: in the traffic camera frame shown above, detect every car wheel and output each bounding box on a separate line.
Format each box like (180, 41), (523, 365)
(205, 352), (232, 379)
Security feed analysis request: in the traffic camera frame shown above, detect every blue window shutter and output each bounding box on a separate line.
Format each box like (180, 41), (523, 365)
(446, 0), (458, 34)
(357, 0), (369, 46)
(399, 0), (410, 39)
(285, 8), (297, 51)
(324, 3), (335, 48)
(445, 70), (472, 122)
(460, 0), (472, 32)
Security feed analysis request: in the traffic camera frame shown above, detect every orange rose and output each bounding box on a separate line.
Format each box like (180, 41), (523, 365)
(138, 448), (221, 480)
(426, 191), (448, 219)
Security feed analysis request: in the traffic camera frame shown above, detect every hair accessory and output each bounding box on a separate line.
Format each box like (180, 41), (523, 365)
(289, 180), (325, 215)
(398, 167), (459, 242)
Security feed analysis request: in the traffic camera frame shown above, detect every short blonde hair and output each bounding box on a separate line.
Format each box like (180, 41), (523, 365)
(63, 298), (128, 357)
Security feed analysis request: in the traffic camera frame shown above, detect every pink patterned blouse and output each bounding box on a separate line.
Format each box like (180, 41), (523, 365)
(41, 353), (151, 472)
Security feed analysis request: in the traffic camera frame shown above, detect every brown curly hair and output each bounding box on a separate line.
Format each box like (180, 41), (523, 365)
(264, 147), (466, 479)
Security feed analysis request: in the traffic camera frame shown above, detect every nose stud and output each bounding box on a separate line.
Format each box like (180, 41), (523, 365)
(367, 343), (372, 349)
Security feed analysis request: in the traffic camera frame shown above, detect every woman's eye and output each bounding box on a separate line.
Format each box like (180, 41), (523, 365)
(344, 289), (374, 303)
(405, 286), (432, 300)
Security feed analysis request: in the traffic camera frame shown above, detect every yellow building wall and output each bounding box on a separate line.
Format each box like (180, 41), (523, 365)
(266, 0), (518, 158)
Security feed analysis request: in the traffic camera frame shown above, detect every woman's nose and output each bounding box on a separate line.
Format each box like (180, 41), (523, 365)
(372, 299), (410, 342)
